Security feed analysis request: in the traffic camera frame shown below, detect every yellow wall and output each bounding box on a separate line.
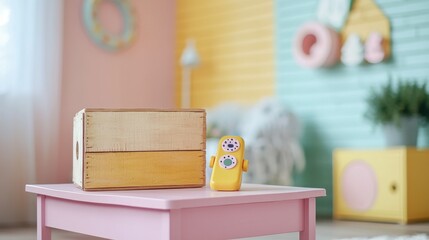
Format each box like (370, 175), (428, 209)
(176, 0), (275, 108)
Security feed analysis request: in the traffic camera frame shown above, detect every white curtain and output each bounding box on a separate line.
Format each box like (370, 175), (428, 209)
(0, 0), (63, 225)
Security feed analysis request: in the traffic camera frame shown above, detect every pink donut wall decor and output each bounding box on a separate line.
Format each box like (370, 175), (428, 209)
(293, 22), (340, 68)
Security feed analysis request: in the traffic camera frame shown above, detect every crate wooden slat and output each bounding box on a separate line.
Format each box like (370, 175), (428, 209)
(84, 151), (205, 190)
(72, 108), (206, 191)
(81, 108), (206, 152)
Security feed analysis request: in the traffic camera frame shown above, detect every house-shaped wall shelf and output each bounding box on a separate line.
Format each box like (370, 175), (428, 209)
(341, 0), (391, 60)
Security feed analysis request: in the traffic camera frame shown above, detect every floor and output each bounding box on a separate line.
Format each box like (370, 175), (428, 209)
(0, 219), (428, 240)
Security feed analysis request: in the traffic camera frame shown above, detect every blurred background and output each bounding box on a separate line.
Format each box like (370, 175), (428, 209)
(1, 0), (429, 235)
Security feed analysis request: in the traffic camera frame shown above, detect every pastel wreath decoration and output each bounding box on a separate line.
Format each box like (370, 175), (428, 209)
(293, 22), (340, 68)
(83, 0), (136, 51)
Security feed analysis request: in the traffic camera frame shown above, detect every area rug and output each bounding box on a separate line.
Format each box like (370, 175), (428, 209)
(337, 234), (428, 240)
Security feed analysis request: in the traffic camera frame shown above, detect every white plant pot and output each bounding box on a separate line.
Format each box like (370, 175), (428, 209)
(383, 116), (421, 147)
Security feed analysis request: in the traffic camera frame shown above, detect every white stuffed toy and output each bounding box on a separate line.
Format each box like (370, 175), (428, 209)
(239, 98), (305, 185)
(206, 98), (306, 186)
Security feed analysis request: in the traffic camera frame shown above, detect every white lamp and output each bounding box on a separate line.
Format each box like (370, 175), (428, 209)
(180, 39), (200, 108)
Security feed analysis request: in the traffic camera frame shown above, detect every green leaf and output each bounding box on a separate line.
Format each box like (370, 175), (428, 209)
(364, 78), (429, 126)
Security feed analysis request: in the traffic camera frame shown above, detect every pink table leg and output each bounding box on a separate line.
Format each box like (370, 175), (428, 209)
(37, 195), (51, 240)
(300, 197), (316, 240)
(168, 209), (182, 240)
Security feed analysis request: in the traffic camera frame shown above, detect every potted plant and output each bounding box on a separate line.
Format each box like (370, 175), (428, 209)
(365, 79), (429, 146)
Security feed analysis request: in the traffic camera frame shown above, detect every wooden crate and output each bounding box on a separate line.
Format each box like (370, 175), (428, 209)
(73, 108), (206, 191)
(333, 147), (429, 224)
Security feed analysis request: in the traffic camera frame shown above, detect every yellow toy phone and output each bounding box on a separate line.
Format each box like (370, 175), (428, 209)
(209, 136), (249, 191)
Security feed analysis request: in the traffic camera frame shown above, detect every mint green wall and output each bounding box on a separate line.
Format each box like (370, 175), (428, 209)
(275, 0), (429, 216)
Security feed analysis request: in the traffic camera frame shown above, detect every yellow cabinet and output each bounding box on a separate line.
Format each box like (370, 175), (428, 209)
(333, 148), (429, 224)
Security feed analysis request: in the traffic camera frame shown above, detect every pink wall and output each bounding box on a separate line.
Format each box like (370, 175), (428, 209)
(58, 0), (176, 182)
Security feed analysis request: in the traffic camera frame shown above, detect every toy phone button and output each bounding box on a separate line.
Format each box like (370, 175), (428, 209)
(219, 155), (237, 169)
(221, 138), (240, 152)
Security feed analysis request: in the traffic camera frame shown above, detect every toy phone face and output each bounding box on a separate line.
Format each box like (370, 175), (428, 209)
(210, 136), (245, 191)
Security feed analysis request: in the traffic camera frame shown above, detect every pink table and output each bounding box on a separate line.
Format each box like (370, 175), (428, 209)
(26, 184), (325, 240)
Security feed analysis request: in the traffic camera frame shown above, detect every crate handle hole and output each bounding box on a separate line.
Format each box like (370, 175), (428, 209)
(75, 141), (79, 160)
(390, 183), (397, 193)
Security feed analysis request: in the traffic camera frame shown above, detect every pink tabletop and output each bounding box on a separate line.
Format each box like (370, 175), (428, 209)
(26, 184), (325, 210)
